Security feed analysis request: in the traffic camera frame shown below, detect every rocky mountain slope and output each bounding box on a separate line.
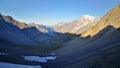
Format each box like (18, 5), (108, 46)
(0, 13), (54, 35)
(0, 13), (58, 46)
(22, 26), (51, 44)
(81, 4), (120, 37)
(28, 23), (54, 33)
(53, 15), (100, 34)
(0, 13), (27, 29)
(0, 14), (37, 46)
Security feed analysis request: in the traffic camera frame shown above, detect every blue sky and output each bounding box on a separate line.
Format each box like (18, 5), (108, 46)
(0, 0), (120, 25)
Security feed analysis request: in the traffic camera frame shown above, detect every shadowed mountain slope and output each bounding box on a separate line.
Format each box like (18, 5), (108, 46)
(22, 27), (51, 44)
(0, 14), (37, 46)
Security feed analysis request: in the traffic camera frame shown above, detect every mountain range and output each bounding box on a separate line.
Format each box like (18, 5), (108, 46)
(0, 3), (120, 68)
(0, 13), (78, 51)
(53, 15), (100, 34)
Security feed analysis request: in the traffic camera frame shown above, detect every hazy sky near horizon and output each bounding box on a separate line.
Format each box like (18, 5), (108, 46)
(0, 0), (120, 25)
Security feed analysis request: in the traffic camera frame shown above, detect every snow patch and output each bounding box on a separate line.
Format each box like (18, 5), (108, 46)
(81, 15), (96, 21)
(0, 53), (8, 55)
(24, 56), (56, 63)
(46, 56), (57, 60)
(0, 62), (42, 68)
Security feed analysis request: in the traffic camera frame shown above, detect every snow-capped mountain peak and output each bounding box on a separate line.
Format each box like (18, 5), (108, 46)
(78, 15), (96, 24)
(80, 15), (96, 19)
(53, 15), (100, 34)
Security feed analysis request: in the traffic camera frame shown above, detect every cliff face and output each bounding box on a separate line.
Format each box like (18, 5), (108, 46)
(81, 4), (120, 37)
